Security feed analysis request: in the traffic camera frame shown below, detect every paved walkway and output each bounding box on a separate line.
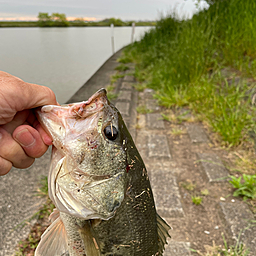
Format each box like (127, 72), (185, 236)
(1, 49), (256, 255)
(112, 65), (256, 255)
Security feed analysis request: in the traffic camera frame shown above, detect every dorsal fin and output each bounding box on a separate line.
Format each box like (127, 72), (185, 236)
(157, 213), (171, 253)
(35, 216), (68, 256)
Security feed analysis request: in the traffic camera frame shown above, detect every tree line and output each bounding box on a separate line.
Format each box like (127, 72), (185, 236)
(37, 13), (155, 27)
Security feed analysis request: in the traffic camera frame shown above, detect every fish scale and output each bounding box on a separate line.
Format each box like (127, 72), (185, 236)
(35, 89), (170, 256)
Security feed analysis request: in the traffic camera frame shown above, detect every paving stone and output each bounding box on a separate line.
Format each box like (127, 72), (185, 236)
(117, 90), (132, 101)
(164, 241), (191, 256)
(123, 75), (134, 82)
(120, 81), (133, 90)
(122, 117), (130, 129)
(115, 102), (130, 117)
(137, 114), (146, 129)
(146, 113), (165, 129)
(219, 202), (256, 256)
(128, 89), (138, 142)
(146, 99), (160, 111)
(149, 172), (184, 218)
(145, 161), (178, 175)
(185, 123), (209, 143)
(148, 134), (171, 158)
(143, 88), (155, 99)
(197, 153), (229, 182)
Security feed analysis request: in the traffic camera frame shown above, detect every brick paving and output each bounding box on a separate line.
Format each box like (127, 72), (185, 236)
(113, 68), (256, 256)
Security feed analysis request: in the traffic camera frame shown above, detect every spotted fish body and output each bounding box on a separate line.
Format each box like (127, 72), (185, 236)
(35, 89), (170, 256)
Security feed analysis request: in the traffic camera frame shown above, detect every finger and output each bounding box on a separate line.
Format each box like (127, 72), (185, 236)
(0, 127), (35, 168)
(0, 156), (12, 176)
(33, 121), (53, 146)
(13, 125), (49, 158)
(1, 109), (30, 133)
(17, 83), (57, 111)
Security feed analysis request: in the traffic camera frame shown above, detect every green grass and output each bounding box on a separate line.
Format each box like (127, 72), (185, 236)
(229, 174), (256, 200)
(197, 233), (249, 256)
(115, 64), (129, 72)
(191, 196), (202, 205)
(136, 105), (152, 114)
(124, 0), (256, 149)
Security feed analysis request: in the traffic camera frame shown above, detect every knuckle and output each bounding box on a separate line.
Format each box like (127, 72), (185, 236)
(0, 157), (12, 175)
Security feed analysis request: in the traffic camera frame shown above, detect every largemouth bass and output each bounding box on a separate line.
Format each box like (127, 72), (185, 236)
(35, 89), (170, 256)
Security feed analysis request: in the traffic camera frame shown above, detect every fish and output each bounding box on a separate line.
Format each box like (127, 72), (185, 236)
(35, 88), (171, 256)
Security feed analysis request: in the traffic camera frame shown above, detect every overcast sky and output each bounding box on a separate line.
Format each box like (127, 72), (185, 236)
(0, 0), (209, 21)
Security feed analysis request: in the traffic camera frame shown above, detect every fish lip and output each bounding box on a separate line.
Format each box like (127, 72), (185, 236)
(86, 88), (107, 105)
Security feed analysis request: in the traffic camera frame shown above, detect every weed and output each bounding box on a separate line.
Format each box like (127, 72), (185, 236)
(229, 174), (256, 200)
(201, 189), (209, 196)
(181, 180), (196, 191)
(191, 196), (202, 205)
(197, 234), (249, 255)
(133, 83), (147, 92)
(36, 176), (48, 197)
(107, 92), (118, 101)
(115, 64), (129, 72)
(117, 55), (133, 64)
(169, 127), (186, 137)
(106, 85), (115, 92)
(15, 176), (55, 255)
(110, 73), (124, 85)
(136, 105), (151, 114)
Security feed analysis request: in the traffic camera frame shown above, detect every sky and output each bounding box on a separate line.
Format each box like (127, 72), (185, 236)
(0, 0), (209, 21)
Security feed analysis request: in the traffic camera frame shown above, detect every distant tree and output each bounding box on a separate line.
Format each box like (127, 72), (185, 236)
(69, 18), (87, 27)
(37, 12), (69, 27)
(102, 18), (125, 26)
(51, 13), (69, 27)
(37, 12), (52, 27)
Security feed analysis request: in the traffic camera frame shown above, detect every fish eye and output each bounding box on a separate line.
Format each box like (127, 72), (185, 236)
(104, 125), (118, 141)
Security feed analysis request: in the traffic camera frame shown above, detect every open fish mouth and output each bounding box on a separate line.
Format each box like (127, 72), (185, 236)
(37, 88), (128, 220)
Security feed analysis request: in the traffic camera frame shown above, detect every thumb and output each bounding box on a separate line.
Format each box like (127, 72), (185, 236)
(20, 83), (57, 110)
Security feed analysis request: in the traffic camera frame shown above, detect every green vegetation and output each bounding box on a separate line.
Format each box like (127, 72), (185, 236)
(115, 64), (130, 72)
(124, 0), (256, 148)
(37, 12), (69, 27)
(191, 196), (202, 205)
(15, 176), (55, 256)
(181, 180), (196, 191)
(0, 14), (155, 28)
(136, 105), (152, 114)
(229, 174), (256, 200)
(0, 21), (37, 27)
(198, 234), (249, 256)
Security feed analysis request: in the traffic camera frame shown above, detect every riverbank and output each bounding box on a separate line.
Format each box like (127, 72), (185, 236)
(0, 21), (155, 27)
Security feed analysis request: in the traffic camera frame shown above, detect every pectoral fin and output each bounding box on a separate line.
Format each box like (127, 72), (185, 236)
(157, 213), (171, 253)
(35, 216), (68, 256)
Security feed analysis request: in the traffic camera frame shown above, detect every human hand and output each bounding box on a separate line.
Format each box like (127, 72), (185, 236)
(0, 71), (57, 175)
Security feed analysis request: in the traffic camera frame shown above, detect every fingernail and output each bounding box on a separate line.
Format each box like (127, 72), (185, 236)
(15, 129), (36, 147)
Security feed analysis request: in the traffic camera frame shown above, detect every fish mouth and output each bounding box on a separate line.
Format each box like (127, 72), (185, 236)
(40, 88), (108, 120)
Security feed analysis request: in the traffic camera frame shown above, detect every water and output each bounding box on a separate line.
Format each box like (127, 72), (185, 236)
(0, 26), (151, 103)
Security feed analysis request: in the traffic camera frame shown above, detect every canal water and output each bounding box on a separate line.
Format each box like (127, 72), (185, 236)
(0, 26), (151, 103)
